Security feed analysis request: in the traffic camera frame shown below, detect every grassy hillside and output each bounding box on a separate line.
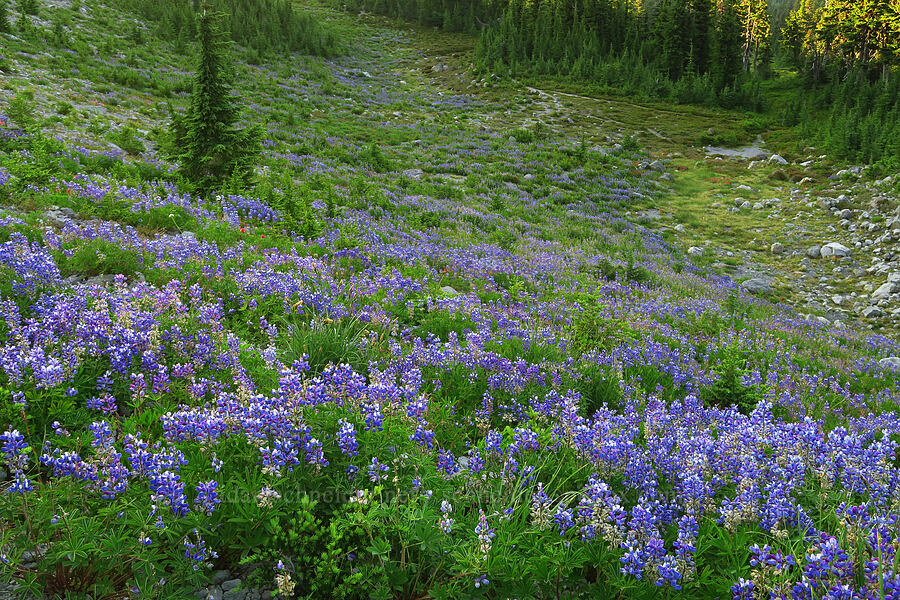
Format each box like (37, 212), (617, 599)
(0, 1), (899, 599)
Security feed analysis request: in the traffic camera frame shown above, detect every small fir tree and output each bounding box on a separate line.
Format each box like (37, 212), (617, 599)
(170, 3), (261, 193)
(17, 0), (37, 16)
(0, 0), (11, 33)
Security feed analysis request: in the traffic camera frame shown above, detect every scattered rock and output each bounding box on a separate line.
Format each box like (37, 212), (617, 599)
(806, 246), (821, 259)
(687, 246), (703, 257)
(879, 357), (900, 369)
(771, 242), (784, 254)
(440, 285), (459, 295)
(768, 154), (788, 165)
(402, 168), (425, 181)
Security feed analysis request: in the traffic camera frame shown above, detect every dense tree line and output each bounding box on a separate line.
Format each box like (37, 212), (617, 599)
(476, 0), (748, 104)
(124, 0), (342, 56)
(783, 0), (900, 83)
(781, 0), (900, 164)
(470, 0), (900, 163)
(338, 0), (501, 33)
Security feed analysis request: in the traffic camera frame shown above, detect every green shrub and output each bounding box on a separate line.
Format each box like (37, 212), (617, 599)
(362, 142), (392, 172)
(107, 125), (146, 155)
(55, 101), (73, 115)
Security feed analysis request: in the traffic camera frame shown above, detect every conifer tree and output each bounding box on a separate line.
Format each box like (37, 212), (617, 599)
(691, 0), (712, 75)
(737, 0), (770, 73)
(0, 0), (10, 33)
(17, 0), (37, 16)
(170, 3), (261, 193)
(713, 0), (743, 91)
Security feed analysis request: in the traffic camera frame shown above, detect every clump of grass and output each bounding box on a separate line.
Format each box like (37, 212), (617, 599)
(281, 315), (384, 375)
(55, 238), (150, 278)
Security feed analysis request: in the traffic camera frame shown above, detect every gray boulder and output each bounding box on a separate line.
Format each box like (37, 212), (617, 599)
(862, 306), (885, 319)
(872, 281), (898, 299)
(741, 278), (771, 294)
(820, 242), (851, 258)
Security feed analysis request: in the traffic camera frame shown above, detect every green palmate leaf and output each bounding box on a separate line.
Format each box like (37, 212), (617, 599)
(366, 537), (391, 558)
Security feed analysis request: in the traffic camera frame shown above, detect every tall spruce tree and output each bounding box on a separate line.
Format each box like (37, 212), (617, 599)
(713, 0), (743, 91)
(170, 3), (261, 193)
(691, 0), (712, 75)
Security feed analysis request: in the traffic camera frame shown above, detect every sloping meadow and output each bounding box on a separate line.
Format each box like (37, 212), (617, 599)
(1, 8), (900, 600)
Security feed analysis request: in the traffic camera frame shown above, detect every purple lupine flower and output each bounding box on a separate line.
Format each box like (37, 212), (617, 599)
(531, 482), (551, 529)
(149, 470), (189, 517)
(304, 437), (328, 470)
(194, 480), (220, 516)
(409, 424), (435, 449)
(439, 500), (454, 534)
(437, 449), (459, 479)
(475, 510), (495, 559)
(367, 457), (389, 483)
(183, 529), (217, 571)
(336, 419), (358, 457)
(731, 578), (754, 600)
